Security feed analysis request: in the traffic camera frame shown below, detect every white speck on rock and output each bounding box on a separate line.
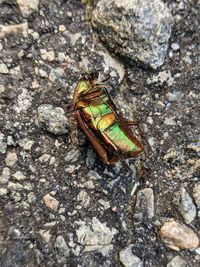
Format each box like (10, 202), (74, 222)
(119, 244), (143, 267)
(58, 25), (66, 32)
(135, 188), (154, 221)
(171, 43), (180, 51)
(0, 63), (9, 74)
(15, 88), (32, 113)
(0, 133), (7, 154)
(13, 171), (26, 181)
(5, 152), (18, 167)
(43, 193), (59, 211)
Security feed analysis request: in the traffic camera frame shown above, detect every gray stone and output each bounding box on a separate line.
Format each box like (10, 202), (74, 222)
(64, 148), (80, 163)
(76, 217), (118, 255)
(167, 256), (186, 267)
(37, 104), (68, 135)
(77, 190), (90, 208)
(147, 70), (174, 86)
(119, 244), (143, 267)
(0, 188), (8, 196)
(164, 117), (176, 126)
(43, 193), (59, 211)
(5, 152), (18, 167)
(17, 0), (39, 17)
(97, 50), (125, 83)
(134, 188), (154, 221)
(13, 171), (26, 181)
(173, 187), (196, 224)
(8, 181), (23, 190)
(18, 138), (34, 150)
(39, 229), (51, 243)
(54, 235), (70, 261)
(0, 63), (9, 74)
(92, 0), (172, 69)
(0, 167), (10, 184)
(0, 133), (7, 154)
(15, 88), (33, 113)
(49, 67), (64, 82)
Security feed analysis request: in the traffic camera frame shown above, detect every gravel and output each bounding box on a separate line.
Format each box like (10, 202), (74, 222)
(0, 0), (199, 266)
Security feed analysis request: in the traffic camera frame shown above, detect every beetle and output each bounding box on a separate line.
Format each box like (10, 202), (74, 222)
(73, 70), (144, 164)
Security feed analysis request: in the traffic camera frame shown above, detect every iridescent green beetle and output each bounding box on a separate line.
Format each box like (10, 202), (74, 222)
(73, 71), (144, 164)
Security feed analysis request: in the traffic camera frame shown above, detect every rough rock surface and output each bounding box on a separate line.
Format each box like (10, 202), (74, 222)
(134, 187), (154, 221)
(119, 244), (143, 267)
(92, 0), (172, 69)
(37, 104), (69, 135)
(17, 0), (39, 17)
(173, 187), (196, 224)
(0, 0), (199, 266)
(167, 256), (186, 267)
(76, 217), (118, 255)
(160, 219), (199, 250)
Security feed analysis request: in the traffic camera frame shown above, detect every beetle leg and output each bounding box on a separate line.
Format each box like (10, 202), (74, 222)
(74, 110), (110, 164)
(126, 120), (139, 126)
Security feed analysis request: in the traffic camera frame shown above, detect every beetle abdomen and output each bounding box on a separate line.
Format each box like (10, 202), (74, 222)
(102, 123), (142, 153)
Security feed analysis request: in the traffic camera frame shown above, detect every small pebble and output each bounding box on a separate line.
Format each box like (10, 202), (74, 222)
(0, 63), (9, 74)
(193, 182), (200, 208)
(173, 187), (196, 224)
(171, 43), (180, 51)
(167, 256), (186, 267)
(5, 152), (18, 167)
(59, 25), (66, 32)
(39, 229), (51, 243)
(43, 193), (59, 211)
(134, 188), (154, 221)
(13, 171), (26, 181)
(160, 219), (199, 250)
(119, 244), (143, 267)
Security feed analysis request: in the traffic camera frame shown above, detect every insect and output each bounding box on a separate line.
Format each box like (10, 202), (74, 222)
(73, 70), (144, 164)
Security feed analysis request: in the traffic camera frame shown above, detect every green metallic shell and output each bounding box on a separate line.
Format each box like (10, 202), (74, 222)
(82, 93), (141, 153)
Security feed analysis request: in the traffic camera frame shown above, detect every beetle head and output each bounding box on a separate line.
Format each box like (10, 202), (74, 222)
(81, 70), (99, 82)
